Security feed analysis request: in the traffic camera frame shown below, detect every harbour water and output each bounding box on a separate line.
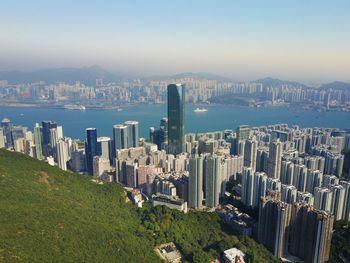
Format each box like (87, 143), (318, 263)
(1, 104), (349, 139)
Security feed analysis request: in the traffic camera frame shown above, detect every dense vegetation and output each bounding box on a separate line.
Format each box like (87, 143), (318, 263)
(0, 149), (160, 263)
(208, 94), (251, 106)
(330, 221), (350, 262)
(0, 149), (276, 262)
(138, 205), (276, 262)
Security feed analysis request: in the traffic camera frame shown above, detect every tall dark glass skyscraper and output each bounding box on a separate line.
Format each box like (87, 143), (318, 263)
(85, 128), (98, 175)
(150, 117), (168, 150)
(167, 83), (185, 155)
(42, 121), (57, 146)
(41, 120), (58, 156)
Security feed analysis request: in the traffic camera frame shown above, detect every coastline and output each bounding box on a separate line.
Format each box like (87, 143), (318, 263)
(1, 103), (350, 140)
(0, 101), (349, 113)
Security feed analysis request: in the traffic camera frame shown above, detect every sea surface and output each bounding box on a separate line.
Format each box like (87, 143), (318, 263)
(1, 104), (349, 140)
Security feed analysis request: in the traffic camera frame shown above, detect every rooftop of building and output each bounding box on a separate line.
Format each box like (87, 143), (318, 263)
(124, 120), (139, 125)
(223, 247), (245, 262)
(97, 136), (111, 141)
(1, 118), (10, 123)
(152, 194), (185, 205)
(156, 242), (182, 263)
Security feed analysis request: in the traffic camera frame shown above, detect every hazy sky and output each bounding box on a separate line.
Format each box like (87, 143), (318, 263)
(1, 0), (350, 83)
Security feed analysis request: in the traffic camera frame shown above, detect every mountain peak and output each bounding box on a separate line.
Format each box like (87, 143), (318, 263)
(254, 77), (309, 88)
(321, 81), (350, 90)
(143, 72), (233, 82)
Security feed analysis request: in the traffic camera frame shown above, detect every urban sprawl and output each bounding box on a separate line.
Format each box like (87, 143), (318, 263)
(1, 83), (349, 263)
(0, 76), (350, 112)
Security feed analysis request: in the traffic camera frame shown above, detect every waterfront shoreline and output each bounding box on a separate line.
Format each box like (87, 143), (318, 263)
(1, 101), (347, 113)
(1, 104), (350, 141)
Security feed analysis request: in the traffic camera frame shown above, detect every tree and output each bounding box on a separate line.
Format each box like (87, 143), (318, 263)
(192, 249), (211, 263)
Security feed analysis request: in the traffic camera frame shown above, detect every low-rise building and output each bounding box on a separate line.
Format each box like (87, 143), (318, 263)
(131, 189), (143, 208)
(223, 247), (245, 263)
(152, 194), (188, 213)
(156, 242), (182, 263)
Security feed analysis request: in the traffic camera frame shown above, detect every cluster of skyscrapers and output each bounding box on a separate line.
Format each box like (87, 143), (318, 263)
(237, 126), (349, 261)
(258, 197), (333, 262)
(1, 83), (349, 262)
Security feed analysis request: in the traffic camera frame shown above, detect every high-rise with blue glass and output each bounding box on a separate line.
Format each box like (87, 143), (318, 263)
(85, 128), (98, 175)
(167, 83), (185, 155)
(42, 120), (57, 156)
(42, 121), (57, 146)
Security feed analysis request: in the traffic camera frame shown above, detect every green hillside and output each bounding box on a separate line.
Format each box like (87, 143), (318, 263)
(0, 149), (160, 263)
(0, 149), (276, 262)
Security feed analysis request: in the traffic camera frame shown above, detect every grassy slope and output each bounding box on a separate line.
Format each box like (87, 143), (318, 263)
(0, 149), (160, 263)
(0, 149), (276, 263)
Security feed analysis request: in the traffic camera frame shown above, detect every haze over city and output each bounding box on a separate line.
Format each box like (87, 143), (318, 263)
(1, 0), (350, 84)
(2, 1), (350, 263)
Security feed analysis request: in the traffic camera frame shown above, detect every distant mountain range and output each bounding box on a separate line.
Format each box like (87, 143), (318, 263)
(0, 66), (349, 89)
(320, 81), (350, 90)
(0, 65), (121, 85)
(142, 72), (235, 82)
(253, 77), (311, 88)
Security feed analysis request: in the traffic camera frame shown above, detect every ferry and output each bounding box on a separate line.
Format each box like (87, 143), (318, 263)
(193, 107), (208, 113)
(63, 104), (86, 110)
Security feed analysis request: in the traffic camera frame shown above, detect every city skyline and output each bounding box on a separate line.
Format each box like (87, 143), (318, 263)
(1, 1), (350, 262)
(1, 1), (350, 83)
(1, 83), (350, 262)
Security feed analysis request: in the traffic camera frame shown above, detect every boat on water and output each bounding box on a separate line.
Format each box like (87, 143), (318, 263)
(193, 107), (208, 113)
(63, 104), (86, 110)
